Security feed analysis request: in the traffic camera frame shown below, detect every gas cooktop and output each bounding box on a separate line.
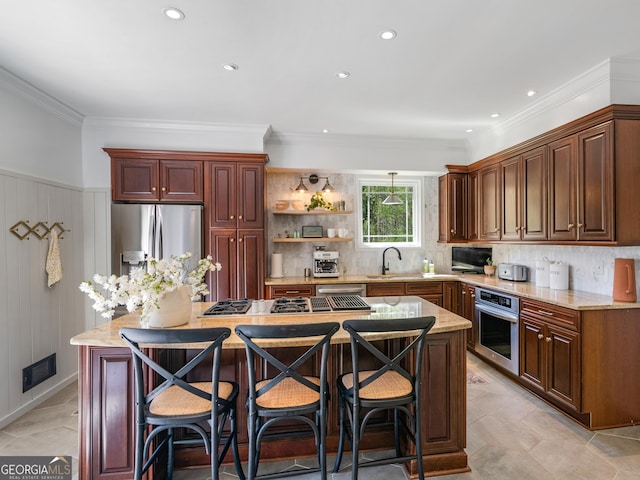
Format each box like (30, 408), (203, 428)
(202, 299), (252, 316)
(201, 295), (371, 316)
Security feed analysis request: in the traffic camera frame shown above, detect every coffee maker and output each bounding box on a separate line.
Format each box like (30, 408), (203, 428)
(313, 250), (339, 278)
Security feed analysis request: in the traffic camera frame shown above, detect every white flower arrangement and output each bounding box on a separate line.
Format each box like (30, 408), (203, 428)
(79, 252), (221, 321)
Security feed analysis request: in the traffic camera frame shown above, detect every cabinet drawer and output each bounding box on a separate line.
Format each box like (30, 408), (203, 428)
(367, 283), (406, 297)
(268, 285), (315, 299)
(520, 299), (580, 331)
(406, 282), (443, 295)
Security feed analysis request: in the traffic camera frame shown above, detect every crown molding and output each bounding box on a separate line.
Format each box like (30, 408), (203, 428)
(0, 67), (84, 127)
(267, 131), (467, 153)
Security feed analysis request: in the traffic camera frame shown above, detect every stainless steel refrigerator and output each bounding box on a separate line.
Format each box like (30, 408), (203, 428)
(111, 204), (203, 277)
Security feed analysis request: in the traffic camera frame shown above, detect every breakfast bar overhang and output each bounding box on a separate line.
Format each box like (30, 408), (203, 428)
(71, 296), (471, 479)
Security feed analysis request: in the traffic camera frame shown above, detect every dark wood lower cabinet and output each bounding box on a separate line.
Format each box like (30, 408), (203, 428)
(78, 330), (469, 479)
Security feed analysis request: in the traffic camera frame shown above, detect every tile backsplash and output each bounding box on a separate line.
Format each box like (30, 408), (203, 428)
(266, 171), (640, 298)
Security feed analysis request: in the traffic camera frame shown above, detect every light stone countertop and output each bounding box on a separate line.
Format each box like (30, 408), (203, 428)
(71, 296), (470, 348)
(265, 274), (640, 311)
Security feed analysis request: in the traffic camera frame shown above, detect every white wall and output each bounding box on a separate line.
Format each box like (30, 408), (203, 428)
(0, 75), (85, 428)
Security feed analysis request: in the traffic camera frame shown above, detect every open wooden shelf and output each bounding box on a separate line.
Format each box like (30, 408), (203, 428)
(272, 237), (353, 243)
(272, 210), (352, 215)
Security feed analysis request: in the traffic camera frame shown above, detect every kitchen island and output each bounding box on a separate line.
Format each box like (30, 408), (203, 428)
(71, 296), (471, 480)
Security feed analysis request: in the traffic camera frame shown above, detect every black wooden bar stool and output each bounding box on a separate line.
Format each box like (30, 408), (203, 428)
(235, 322), (340, 480)
(120, 327), (244, 480)
(333, 316), (436, 480)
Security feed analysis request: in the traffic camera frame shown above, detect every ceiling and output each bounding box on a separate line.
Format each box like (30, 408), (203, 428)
(1, 0), (640, 142)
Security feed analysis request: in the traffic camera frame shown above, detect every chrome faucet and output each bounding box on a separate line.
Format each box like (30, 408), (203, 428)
(382, 247), (402, 275)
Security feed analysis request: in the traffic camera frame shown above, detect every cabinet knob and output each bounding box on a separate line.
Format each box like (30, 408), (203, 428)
(239, 215), (243, 220)
(493, 227), (500, 233)
(568, 223), (574, 229)
(462, 291), (466, 295)
(230, 238), (235, 243)
(151, 187), (157, 192)
(238, 238), (243, 242)
(577, 223), (584, 228)
(537, 333), (544, 340)
(450, 229), (454, 233)
(230, 215), (235, 220)
(545, 337), (552, 343)
(161, 187), (166, 192)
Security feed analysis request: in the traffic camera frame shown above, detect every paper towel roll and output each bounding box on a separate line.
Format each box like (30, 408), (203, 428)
(271, 253), (284, 278)
(549, 262), (569, 290)
(536, 260), (550, 287)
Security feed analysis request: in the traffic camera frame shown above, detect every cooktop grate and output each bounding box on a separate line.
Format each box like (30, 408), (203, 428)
(327, 295), (371, 311)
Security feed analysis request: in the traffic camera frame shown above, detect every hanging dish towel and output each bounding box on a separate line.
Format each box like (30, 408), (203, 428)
(46, 229), (63, 287)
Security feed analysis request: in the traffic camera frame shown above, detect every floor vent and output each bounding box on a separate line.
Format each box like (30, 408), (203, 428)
(23, 353), (56, 392)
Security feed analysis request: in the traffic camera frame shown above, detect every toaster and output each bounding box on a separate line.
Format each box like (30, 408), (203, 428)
(498, 263), (528, 282)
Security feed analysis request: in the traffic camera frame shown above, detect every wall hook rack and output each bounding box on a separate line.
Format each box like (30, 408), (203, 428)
(9, 220), (70, 240)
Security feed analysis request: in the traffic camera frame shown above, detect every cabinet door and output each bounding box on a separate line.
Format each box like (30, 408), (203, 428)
(112, 158), (159, 201)
(520, 316), (545, 391)
(460, 284), (476, 349)
(500, 156), (521, 241)
(207, 229), (238, 301)
(546, 324), (581, 410)
(438, 173), (468, 242)
(80, 347), (136, 480)
(238, 164), (265, 229)
(237, 229), (265, 300)
(521, 146), (548, 240)
(160, 160), (203, 202)
(577, 122), (613, 241)
(442, 281), (460, 314)
(548, 136), (578, 241)
(206, 162), (238, 229)
(478, 165), (501, 241)
(467, 170), (479, 241)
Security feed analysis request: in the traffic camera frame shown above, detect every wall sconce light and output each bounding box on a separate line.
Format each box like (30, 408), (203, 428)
(382, 172), (402, 205)
(294, 174), (335, 193)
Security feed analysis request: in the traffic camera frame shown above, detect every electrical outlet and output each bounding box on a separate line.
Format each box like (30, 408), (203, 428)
(594, 260), (604, 276)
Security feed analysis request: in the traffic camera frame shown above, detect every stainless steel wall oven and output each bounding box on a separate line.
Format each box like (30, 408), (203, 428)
(474, 287), (520, 375)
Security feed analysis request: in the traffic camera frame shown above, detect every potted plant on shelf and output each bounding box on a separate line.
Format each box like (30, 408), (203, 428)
(305, 192), (336, 212)
(79, 252), (221, 327)
(484, 258), (496, 276)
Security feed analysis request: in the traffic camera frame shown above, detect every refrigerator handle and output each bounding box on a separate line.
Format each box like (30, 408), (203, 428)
(149, 205), (158, 259)
(156, 205), (164, 259)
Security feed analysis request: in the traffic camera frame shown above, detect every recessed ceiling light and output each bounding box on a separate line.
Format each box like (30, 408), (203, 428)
(336, 72), (350, 79)
(223, 63), (239, 71)
(527, 90), (537, 97)
(322, 129), (329, 133)
(490, 113), (500, 118)
(162, 7), (185, 20)
(466, 129), (473, 133)
(379, 30), (397, 40)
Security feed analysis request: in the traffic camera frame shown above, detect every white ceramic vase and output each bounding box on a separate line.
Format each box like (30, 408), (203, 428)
(146, 286), (192, 328)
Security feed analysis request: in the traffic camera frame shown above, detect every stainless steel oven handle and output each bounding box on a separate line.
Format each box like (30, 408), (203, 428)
(475, 303), (519, 323)
(317, 286), (365, 295)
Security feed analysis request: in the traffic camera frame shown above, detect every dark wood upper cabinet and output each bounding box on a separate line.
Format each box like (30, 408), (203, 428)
(548, 136), (577, 241)
(443, 105), (640, 245)
(205, 161), (264, 229)
(478, 164), (500, 241)
(576, 123), (613, 241)
(438, 173), (468, 242)
(110, 157), (203, 203)
(500, 146), (548, 241)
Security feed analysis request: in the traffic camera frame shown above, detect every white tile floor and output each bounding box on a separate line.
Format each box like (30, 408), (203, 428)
(2, 353), (640, 479)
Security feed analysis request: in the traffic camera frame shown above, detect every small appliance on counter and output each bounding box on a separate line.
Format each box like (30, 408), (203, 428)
(313, 250), (340, 278)
(498, 263), (528, 282)
(451, 247), (492, 274)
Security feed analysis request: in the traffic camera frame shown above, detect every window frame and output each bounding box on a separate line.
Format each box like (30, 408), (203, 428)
(356, 176), (422, 250)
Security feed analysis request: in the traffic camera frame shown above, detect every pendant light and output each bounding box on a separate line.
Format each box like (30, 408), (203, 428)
(382, 172), (402, 205)
(321, 178), (334, 193)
